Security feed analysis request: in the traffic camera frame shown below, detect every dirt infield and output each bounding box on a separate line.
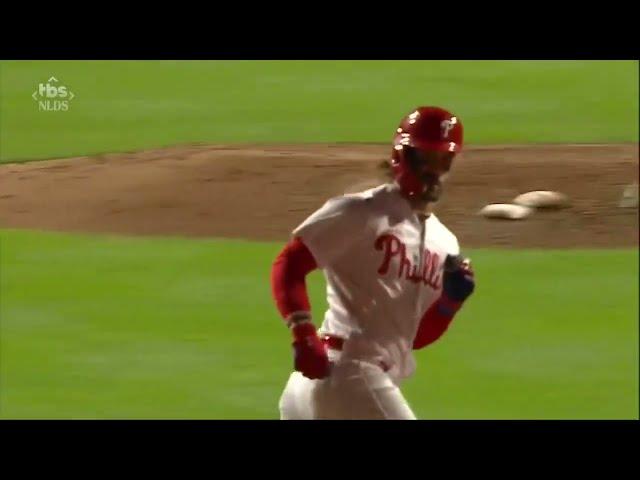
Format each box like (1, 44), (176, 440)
(0, 144), (638, 248)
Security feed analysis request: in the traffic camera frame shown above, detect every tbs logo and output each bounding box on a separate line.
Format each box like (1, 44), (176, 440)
(32, 76), (75, 111)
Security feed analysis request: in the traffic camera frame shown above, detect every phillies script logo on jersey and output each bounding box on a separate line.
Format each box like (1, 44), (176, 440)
(375, 234), (442, 289)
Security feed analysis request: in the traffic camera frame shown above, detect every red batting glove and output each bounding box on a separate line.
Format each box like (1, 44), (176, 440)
(290, 321), (330, 380)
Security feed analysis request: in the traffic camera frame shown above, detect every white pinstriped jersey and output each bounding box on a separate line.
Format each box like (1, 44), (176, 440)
(292, 183), (460, 380)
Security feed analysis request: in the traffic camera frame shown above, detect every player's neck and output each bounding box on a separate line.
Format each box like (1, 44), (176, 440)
(390, 181), (433, 219)
(408, 197), (433, 218)
(414, 207), (432, 222)
(408, 201), (433, 223)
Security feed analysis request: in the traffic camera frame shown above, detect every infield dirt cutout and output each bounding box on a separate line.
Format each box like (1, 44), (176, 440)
(0, 144), (638, 248)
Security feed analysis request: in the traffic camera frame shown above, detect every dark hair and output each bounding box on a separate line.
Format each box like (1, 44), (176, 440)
(378, 159), (394, 181)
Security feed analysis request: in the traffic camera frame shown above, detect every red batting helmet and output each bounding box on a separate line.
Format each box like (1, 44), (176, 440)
(390, 106), (464, 196)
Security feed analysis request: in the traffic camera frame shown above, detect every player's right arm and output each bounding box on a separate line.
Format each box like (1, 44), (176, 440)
(271, 236), (318, 326)
(271, 236), (329, 379)
(270, 195), (371, 379)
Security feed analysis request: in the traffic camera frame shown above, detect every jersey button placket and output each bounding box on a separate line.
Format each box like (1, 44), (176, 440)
(415, 217), (427, 319)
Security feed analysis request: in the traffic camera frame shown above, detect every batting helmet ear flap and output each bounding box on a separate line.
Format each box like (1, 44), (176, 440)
(390, 144), (425, 197)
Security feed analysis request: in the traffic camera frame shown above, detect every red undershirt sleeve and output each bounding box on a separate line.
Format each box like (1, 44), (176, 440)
(412, 295), (463, 350)
(270, 236), (318, 322)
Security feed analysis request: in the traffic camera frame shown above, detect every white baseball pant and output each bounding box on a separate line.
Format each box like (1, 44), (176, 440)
(278, 350), (416, 420)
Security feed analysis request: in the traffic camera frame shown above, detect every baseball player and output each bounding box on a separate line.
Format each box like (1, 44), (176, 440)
(270, 106), (476, 420)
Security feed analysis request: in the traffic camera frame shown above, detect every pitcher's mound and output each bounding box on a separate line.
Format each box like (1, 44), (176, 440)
(0, 143), (637, 248)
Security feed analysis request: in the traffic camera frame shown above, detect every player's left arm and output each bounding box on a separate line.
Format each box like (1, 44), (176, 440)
(413, 254), (475, 350)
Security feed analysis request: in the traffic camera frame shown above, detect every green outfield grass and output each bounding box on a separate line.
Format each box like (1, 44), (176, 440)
(0, 230), (637, 419)
(1, 60), (638, 162)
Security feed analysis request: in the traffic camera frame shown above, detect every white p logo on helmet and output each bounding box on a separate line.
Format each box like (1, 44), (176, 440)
(440, 118), (457, 139)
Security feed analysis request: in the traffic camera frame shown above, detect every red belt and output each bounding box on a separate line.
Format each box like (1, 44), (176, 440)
(321, 335), (344, 351)
(321, 335), (390, 372)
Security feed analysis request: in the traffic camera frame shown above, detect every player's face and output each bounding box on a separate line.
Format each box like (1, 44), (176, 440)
(405, 148), (455, 203)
